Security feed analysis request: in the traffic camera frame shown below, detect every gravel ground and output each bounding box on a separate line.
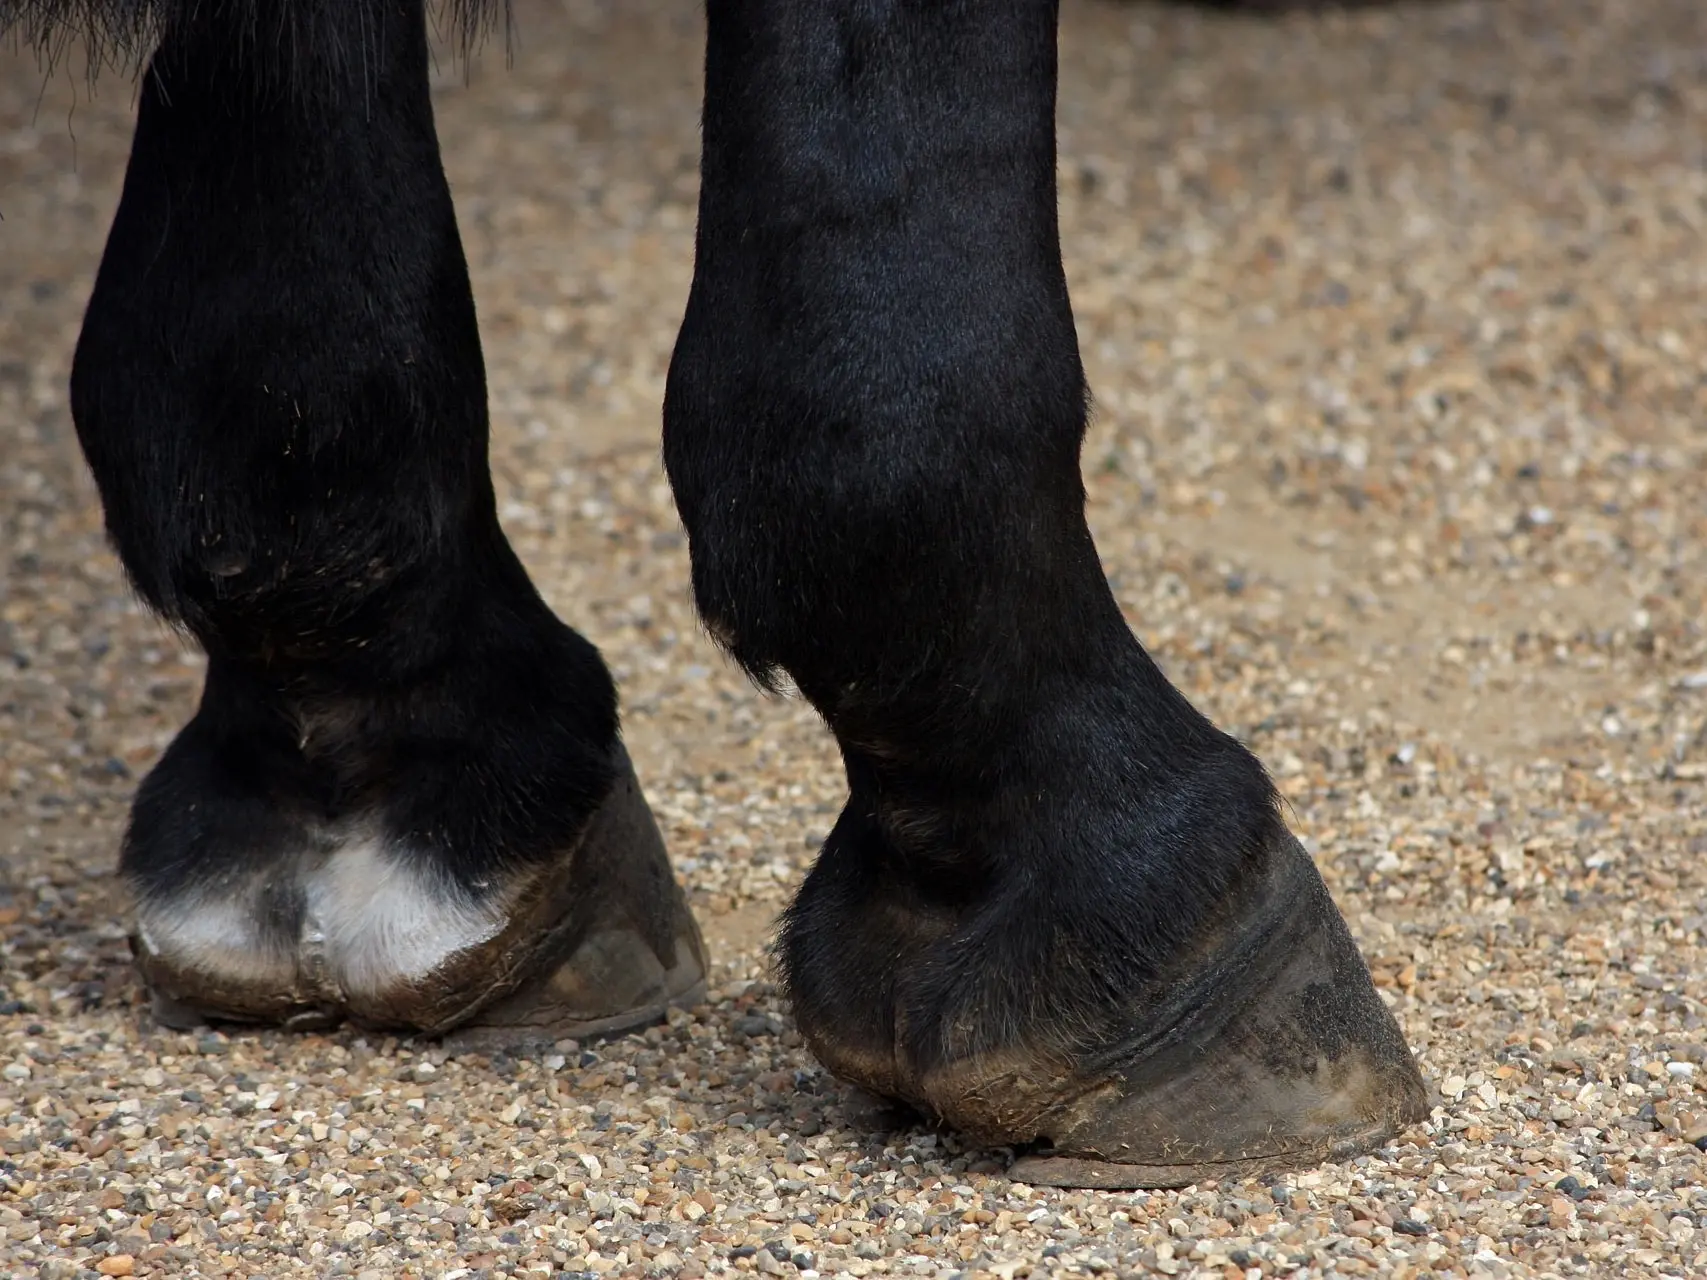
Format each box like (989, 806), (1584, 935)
(3, 0), (1707, 1276)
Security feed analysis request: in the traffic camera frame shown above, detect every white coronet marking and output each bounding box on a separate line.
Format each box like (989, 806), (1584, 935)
(136, 886), (296, 987)
(138, 830), (512, 1001)
(304, 836), (508, 995)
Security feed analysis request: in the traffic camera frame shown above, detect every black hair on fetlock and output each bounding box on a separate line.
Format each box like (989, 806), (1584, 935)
(1, 0), (510, 88)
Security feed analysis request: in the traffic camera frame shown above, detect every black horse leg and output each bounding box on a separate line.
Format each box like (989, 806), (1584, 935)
(665, 0), (1427, 1187)
(64, 0), (703, 1038)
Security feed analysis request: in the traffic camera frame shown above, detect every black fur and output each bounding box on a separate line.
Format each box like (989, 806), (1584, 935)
(18, 0), (1297, 1075)
(68, 0), (618, 899)
(665, 0), (1285, 1070)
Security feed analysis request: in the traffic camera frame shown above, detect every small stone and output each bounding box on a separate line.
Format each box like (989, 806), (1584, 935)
(96, 1257), (136, 1277)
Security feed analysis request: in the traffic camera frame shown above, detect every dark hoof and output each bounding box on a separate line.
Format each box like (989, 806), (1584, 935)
(997, 838), (1428, 1188)
(130, 747), (706, 1042)
(439, 764), (709, 1051)
(789, 824), (1428, 1190)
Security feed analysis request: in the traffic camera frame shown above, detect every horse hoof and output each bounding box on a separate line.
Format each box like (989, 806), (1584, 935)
(787, 817), (1428, 1189)
(130, 746), (706, 1043)
(991, 837), (1427, 1188)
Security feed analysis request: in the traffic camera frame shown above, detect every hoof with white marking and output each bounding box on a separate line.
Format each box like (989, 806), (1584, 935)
(124, 690), (705, 1044)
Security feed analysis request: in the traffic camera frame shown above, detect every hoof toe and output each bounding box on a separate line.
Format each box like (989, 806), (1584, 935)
(992, 837), (1428, 1187)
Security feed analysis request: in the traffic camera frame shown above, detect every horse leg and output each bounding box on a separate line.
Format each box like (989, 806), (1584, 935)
(64, 0), (703, 1040)
(664, 0), (1426, 1187)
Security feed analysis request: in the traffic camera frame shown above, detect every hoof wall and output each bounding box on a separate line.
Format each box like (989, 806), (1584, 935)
(996, 837), (1429, 1187)
(795, 827), (1428, 1188)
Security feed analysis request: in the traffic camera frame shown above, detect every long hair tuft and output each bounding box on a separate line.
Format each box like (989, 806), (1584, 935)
(1, 0), (511, 87)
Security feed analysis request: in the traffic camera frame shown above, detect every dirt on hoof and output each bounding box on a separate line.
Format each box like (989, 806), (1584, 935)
(793, 830), (1428, 1190)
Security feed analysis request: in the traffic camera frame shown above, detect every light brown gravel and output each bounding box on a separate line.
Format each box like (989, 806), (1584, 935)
(2, 1), (1705, 1277)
